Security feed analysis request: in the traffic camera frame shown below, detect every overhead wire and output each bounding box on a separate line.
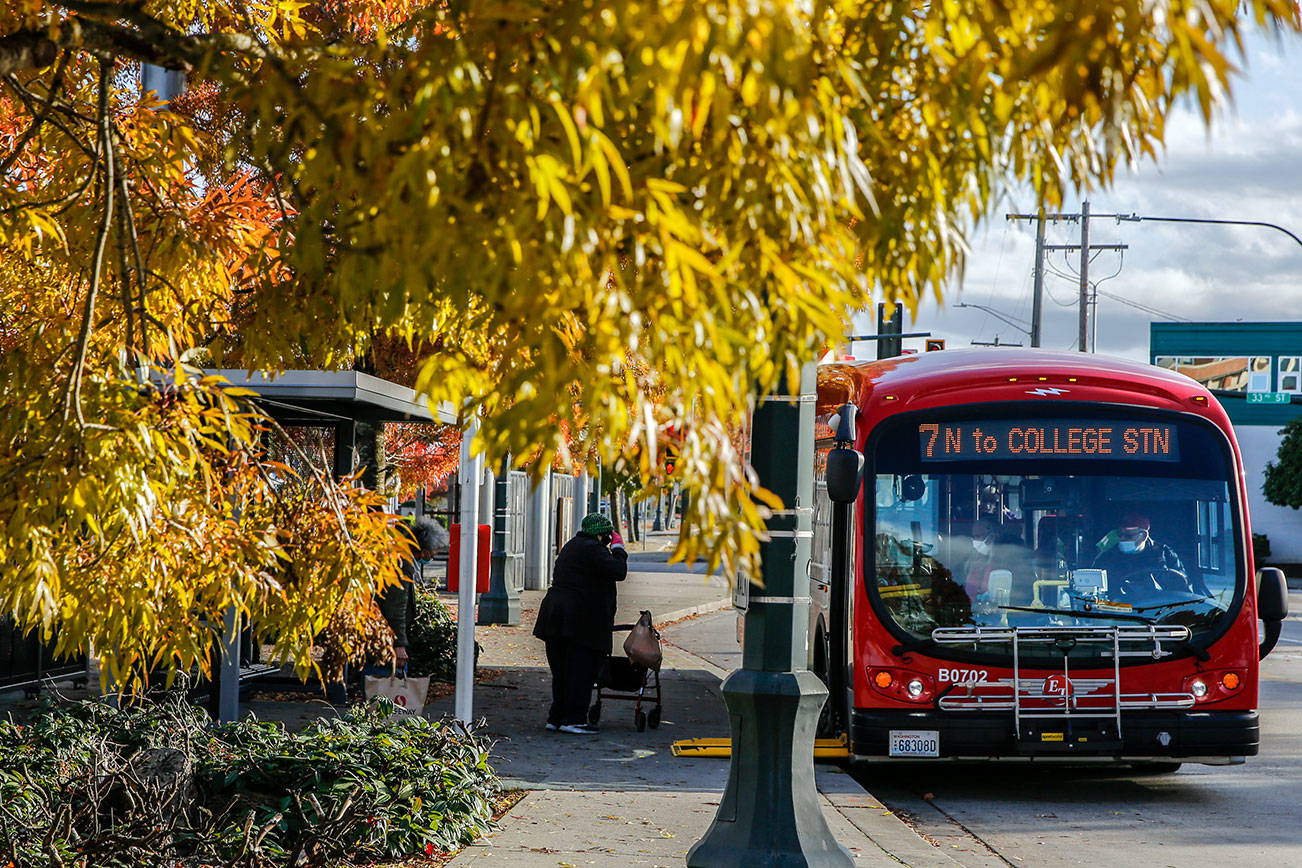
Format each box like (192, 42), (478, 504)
(1095, 288), (1193, 322)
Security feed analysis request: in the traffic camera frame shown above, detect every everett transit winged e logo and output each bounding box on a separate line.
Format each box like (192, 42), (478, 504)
(1026, 387), (1070, 396)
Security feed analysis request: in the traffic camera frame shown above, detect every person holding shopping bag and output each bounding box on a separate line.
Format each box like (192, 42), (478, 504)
(533, 513), (627, 734)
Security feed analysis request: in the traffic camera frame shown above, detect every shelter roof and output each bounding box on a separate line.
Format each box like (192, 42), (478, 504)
(208, 369), (457, 425)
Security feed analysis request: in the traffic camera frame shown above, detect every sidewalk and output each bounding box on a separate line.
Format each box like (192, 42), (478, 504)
(435, 555), (953, 867)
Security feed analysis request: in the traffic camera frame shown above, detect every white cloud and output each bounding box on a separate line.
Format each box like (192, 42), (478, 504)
(897, 35), (1302, 363)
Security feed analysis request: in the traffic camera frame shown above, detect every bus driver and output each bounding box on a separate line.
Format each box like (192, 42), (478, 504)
(1092, 512), (1193, 601)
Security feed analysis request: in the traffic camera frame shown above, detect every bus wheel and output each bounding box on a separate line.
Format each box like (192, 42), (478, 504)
(814, 630), (836, 739)
(1130, 761), (1182, 775)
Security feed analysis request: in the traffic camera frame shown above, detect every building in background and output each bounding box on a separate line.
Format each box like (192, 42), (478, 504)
(1151, 322), (1302, 562)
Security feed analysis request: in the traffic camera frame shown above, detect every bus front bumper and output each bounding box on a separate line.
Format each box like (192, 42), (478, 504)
(850, 709), (1259, 760)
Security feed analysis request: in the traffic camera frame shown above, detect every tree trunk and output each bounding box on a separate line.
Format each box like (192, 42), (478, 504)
(354, 419), (385, 493)
(610, 488), (624, 541)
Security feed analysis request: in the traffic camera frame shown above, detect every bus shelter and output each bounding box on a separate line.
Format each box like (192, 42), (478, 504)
(199, 369), (465, 723)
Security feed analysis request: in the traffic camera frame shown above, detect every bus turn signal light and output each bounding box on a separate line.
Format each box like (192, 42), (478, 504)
(1221, 672), (1241, 690)
(873, 670), (894, 689)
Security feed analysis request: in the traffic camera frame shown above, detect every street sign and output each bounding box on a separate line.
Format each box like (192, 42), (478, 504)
(1247, 392), (1292, 404)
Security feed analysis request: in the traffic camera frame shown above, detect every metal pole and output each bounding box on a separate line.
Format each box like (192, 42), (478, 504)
(1078, 200), (1090, 352)
(217, 608), (240, 724)
(455, 418), (482, 723)
(524, 472), (551, 590)
(1119, 214), (1302, 249)
(688, 363), (852, 867)
(479, 458), (522, 625)
(141, 65), (186, 103)
(1031, 211), (1045, 348)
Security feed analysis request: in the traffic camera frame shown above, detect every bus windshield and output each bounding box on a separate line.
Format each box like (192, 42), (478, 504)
(869, 409), (1242, 660)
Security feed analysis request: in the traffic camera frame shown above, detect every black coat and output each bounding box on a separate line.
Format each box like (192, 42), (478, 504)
(533, 533), (628, 654)
(378, 557), (419, 647)
(1094, 541), (1190, 598)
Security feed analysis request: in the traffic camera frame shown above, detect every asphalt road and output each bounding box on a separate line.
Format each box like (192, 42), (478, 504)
(855, 588), (1302, 867)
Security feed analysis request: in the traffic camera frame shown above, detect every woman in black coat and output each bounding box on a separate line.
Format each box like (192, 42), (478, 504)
(533, 513), (627, 733)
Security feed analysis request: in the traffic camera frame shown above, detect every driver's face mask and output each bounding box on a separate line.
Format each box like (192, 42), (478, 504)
(972, 538), (991, 556)
(1117, 528), (1148, 554)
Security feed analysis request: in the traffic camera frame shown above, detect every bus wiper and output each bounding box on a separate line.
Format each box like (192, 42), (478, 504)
(1130, 596), (1212, 614)
(998, 605), (1149, 623)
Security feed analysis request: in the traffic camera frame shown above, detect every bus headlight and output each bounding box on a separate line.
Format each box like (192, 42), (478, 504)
(1189, 679), (1208, 698)
(868, 668), (935, 703)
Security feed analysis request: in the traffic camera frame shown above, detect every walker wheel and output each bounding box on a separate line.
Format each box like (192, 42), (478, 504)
(588, 702), (602, 726)
(635, 709), (647, 732)
(648, 707), (661, 729)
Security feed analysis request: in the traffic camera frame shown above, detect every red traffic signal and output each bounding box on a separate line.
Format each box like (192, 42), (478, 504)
(925, 339), (945, 352)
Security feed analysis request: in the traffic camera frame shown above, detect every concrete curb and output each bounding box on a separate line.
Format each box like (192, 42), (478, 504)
(653, 597), (734, 627)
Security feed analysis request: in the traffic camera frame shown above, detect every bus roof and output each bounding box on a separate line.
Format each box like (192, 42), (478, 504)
(817, 348), (1221, 420)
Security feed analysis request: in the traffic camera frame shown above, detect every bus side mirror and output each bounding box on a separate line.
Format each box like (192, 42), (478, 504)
(1257, 567), (1288, 659)
(826, 448), (863, 504)
(1258, 568), (1288, 622)
(826, 403), (863, 504)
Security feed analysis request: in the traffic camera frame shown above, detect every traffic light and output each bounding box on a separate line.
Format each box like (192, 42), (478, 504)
(876, 303), (902, 359)
(925, 338), (945, 352)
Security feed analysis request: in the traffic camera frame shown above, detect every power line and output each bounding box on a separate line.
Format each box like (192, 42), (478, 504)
(1094, 288), (1192, 322)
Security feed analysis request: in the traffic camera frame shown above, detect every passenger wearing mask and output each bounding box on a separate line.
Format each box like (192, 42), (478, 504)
(1093, 513), (1193, 601)
(960, 521), (999, 597)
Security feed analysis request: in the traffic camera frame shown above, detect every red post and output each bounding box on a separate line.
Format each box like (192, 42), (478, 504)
(447, 523), (491, 593)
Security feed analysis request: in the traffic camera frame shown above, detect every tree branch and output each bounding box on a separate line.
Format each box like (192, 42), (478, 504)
(62, 58), (116, 427)
(0, 12), (270, 77)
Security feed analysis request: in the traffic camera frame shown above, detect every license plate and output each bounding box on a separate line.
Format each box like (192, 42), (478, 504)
(889, 730), (940, 757)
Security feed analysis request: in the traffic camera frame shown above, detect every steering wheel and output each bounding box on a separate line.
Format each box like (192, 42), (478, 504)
(1115, 567), (1192, 603)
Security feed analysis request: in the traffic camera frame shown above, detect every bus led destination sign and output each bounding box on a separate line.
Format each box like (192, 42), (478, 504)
(918, 420), (1179, 462)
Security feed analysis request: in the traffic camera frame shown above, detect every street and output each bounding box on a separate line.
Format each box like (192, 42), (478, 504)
(660, 592), (1302, 867)
(854, 588), (1302, 867)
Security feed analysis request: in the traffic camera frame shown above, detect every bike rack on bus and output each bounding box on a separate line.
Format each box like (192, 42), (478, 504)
(929, 625), (1195, 747)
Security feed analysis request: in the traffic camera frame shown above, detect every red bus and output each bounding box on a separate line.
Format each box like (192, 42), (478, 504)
(810, 348), (1290, 767)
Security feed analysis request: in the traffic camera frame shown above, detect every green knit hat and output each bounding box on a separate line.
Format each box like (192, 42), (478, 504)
(580, 513), (614, 535)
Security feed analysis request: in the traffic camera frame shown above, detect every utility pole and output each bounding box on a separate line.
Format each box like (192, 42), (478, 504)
(1078, 200), (1090, 352)
(1031, 211), (1045, 347)
(1008, 202), (1127, 352)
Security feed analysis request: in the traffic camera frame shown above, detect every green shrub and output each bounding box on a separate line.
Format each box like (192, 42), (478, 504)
(406, 585), (466, 681)
(0, 695), (498, 867)
(1253, 533), (1272, 560)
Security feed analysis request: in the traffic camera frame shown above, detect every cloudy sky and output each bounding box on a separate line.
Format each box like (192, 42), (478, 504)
(851, 31), (1302, 363)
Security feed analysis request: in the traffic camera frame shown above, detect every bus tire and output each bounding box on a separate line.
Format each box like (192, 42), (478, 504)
(813, 627), (836, 739)
(1130, 761), (1182, 775)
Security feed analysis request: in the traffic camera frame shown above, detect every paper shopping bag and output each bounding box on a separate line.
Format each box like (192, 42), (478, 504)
(364, 672), (431, 713)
